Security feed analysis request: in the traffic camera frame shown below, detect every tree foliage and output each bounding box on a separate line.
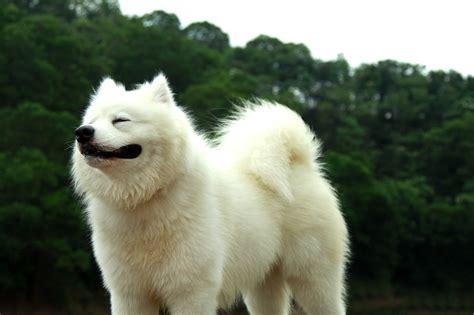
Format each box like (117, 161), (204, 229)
(0, 0), (473, 310)
(184, 21), (230, 52)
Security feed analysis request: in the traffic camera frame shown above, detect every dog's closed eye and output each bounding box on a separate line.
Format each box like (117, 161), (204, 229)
(112, 118), (130, 124)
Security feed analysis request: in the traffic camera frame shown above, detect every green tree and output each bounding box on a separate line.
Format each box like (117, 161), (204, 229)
(231, 35), (316, 100)
(0, 14), (106, 110)
(1, 3), (473, 310)
(0, 102), (78, 163)
(326, 153), (402, 282)
(10, 0), (76, 20)
(0, 149), (94, 305)
(184, 21), (230, 52)
(141, 10), (180, 30)
(72, 0), (121, 18)
(422, 112), (474, 199)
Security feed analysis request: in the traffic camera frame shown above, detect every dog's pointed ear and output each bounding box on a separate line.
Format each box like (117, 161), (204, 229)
(97, 77), (117, 93)
(149, 73), (174, 105)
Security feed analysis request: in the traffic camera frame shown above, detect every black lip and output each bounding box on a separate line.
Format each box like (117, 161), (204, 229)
(79, 143), (142, 159)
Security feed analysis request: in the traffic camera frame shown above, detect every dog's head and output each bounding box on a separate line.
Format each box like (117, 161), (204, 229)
(72, 74), (192, 207)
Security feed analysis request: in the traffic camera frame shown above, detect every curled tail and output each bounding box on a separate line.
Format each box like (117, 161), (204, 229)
(215, 100), (321, 201)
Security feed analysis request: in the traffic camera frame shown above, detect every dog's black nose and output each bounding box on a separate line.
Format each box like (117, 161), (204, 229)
(75, 125), (95, 144)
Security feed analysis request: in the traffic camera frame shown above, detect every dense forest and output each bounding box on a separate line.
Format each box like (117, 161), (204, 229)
(0, 0), (473, 313)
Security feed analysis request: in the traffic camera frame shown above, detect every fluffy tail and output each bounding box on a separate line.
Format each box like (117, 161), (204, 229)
(215, 100), (321, 201)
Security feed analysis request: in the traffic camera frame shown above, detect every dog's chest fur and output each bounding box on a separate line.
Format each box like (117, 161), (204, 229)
(88, 198), (195, 295)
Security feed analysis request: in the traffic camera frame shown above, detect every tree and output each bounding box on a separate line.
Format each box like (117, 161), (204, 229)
(184, 21), (230, 52)
(72, 0), (121, 18)
(422, 112), (474, 199)
(231, 35), (316, 103)
(1, 4), (473, 310)
(0, 102), (78, 163)
(141, 10), (180, 30)
(9, 0), (76, 19)
(326, 153), (402, 282)
(0, 149), (94, 305)
(0, 14), (106, 110)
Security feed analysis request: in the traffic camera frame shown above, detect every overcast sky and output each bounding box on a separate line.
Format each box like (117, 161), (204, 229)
(119, 0), (474, 76)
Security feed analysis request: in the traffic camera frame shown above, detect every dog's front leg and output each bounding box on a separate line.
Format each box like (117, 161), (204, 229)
(110, 292), (159, 315)
(167, 289), (219, 315)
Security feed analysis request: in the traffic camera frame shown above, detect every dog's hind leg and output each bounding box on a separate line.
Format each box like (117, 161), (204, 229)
(243, 264), (291, 315)
(287, 266), (346, 315)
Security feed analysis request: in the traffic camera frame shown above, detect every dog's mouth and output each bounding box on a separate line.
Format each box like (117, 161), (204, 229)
(79, 143), (142, 159)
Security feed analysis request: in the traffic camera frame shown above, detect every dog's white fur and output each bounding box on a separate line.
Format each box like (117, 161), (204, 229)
(72, 74), (349, 315)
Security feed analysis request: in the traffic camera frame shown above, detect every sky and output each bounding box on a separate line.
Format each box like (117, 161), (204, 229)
(119, 0), (474, 76)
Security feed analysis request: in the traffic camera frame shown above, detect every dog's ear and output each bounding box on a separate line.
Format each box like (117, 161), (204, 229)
(97, 77), (118, 93)
(149, 73), (174, 105)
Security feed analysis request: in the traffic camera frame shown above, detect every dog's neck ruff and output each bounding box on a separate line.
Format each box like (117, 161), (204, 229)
(74, 139), (196, 211)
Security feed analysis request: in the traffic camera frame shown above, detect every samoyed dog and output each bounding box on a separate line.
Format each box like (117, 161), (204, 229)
(72, 74), (349, 315)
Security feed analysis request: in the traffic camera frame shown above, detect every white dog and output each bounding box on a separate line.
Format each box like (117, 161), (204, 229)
(72, 74), (349, 315)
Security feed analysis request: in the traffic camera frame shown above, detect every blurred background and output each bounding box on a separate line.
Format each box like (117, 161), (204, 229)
(0, 0), (473, 314)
